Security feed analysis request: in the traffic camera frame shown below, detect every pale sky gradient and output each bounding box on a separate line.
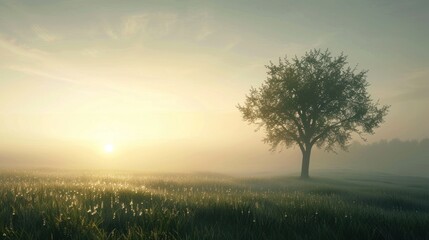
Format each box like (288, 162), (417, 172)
(0, 0), (428, 173)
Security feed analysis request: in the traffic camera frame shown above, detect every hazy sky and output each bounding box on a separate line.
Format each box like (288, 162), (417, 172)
(1, 0), (428, 172)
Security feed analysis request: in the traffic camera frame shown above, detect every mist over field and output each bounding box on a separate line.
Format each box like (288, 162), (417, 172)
(313, 139), (429, 177)
(1, 138), (428, 178)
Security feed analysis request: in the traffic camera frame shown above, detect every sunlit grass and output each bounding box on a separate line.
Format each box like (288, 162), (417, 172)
(0, 170), (428, 239)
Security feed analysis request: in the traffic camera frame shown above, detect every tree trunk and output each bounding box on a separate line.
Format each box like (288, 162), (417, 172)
(300, 147), (312, 179)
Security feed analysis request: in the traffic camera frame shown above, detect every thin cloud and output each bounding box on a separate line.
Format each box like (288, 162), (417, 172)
(0, 34), (83, 85)
(0, 34), (48, 60)
(391, 69), (429, 102)
(148, 12), (178, 37)
(120, 12), (179, 37)
(195, 24), (214, 41)
(6, 65), (81, 85)
(122, 15), (149, 37)
(192, 11), (215, 41)
(104, 13), (178, 40)
(32, 25), (60, 42)
(81, 48), (100, 57)
(104, 25), (119, 40)
(224, 36), (241, 51)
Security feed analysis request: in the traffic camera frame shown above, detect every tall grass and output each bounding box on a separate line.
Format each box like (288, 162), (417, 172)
(0, 170), (428, 239)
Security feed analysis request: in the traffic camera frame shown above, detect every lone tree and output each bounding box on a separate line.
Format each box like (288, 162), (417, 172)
(238, 49), (389, 179)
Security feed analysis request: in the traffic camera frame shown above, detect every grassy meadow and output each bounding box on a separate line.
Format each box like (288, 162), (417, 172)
(0, 170), (428, 240)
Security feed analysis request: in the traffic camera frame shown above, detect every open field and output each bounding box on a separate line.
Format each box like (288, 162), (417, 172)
(0, 170), (428, 240)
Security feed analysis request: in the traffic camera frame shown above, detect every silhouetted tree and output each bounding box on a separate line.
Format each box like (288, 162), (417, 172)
(238, 49), (389, 179)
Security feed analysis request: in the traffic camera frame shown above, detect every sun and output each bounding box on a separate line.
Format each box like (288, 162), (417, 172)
(104, 144), (114, 153)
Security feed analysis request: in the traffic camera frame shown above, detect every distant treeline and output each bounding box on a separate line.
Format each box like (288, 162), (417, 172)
(313, 138), (429, 177)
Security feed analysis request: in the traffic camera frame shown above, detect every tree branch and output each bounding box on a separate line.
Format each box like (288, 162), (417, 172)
(310, 114), (358, 145)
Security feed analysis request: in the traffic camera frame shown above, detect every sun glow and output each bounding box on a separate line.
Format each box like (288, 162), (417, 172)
(104, 144), (114, 153)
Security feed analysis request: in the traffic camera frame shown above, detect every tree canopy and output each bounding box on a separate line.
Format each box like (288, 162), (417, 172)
(238, 49), (389, 178)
